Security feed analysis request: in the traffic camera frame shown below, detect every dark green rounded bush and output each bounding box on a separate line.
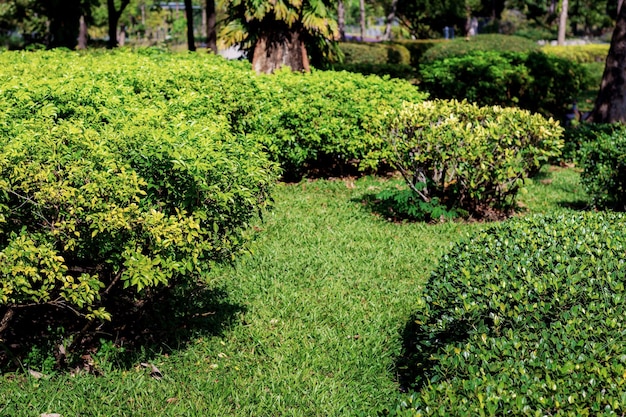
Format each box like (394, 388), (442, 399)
(420, 34), (540, 64)
(393, 212), (626, 416)
(419, 50), (591, 119)
(579, 125), (626, 211)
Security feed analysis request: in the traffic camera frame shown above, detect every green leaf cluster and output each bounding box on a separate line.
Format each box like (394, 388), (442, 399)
(0, 49), (279, 320)
(579, 125), (626, 211)
(386, 100), (563, 218)
(420, 50), (592, 119)
(248, 68), (428, 177)
(393, 211), (626, 416)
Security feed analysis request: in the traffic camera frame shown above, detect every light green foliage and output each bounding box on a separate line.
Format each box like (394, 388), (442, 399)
(579, 125), (626, 211)
(385, 100), (563, 218)
(0, 49), (278, 320)
(248, 68), (427, 176)
(542, 43), (610, 63)
(392, 211), (626, 416)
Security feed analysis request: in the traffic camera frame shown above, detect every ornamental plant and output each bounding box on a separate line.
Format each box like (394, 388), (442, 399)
(391, 212), (626, 416)
(579, 125), (626, 211)
(0, 50), (279, 335)
(385, 100), (563, 219)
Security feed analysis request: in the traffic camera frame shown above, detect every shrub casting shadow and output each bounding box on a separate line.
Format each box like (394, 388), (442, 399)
(0, 283), (245, 373)
(395, 313), (470, 393)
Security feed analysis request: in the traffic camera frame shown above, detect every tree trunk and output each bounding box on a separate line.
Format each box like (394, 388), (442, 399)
(338, 0), (346, 41)
(557, 0), (568, 45)
(252, 28), (310, 74)
(383, 0), (398, 40)
(359, 0), (366, 41)
(184, 0), (196, 51)
(107, 0), (131, 48)
(206, 0), (217, 53)
(77, 14), (88, 49)
(620, 0), (624, 14)
(47, 0), (81, 49)
(587, 2), (626, 123)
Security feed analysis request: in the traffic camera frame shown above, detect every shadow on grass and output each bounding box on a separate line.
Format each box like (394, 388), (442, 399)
(0, 283), (245, 373)
(394, 314), (470, 393)
(351, 193), (411, 223)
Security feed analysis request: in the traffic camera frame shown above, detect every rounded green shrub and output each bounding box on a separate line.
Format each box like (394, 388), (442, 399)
(0, 50), (279, 324)
(385, 100), (563, 219)
(394, 211), (626, 416)
(579, 125), (626, 211)
(542, 43), (610, 63)
(420, 34), (540, 64)
(419, 50), (591, 119)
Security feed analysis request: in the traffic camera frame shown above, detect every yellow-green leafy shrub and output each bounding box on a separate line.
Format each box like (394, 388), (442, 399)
(385, 100), (563, 218)
(542, 43), (609, 63)
(0, 50), (278, 324)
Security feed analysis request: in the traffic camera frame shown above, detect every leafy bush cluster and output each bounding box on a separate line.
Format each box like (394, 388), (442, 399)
(420, 50), (591, 119)
(542, 43), (610, 63)
(392, 211), (626, 416)
(337, 42), (411, 65)
(325, 42), (416, 81)
(0, 49), (429, 332)
(579, 124), (626, 211)
(0, 50), (281, 326)
(384, 100), (563, 219)
(250, 68), (427, 177)
(419, 34), (540, 64)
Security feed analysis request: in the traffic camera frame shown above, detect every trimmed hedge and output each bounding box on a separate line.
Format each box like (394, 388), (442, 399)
(0, 51), (279, 322)
(391, 211), (626, 416)
(0, 48), (429, 327)
(542, 43), (610, 63)
(384, 100), (563, 219)
(579, 125), (626, 211)
(419, 50), (591, 119)
(337, 42), (411, 65)
(420, 34), (540, 64)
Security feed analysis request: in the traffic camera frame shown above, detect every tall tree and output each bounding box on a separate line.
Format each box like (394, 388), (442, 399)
(587, 1), (626, 122)
(221, 0), (338, 73)
(338, 0), (346, 41)
(184, 0), (196, 50)
(383, 0), (399, 40)
(206, 0), (217, 52)
(359, 0), (366, 40)
(107, 0), (130, 48)
(557, 0), (568, 44)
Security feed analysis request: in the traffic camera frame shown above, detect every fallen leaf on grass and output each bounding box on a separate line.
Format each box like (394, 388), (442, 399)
(140, 362), (163, 380)
(40, 414), (62, 417)
(28, 369), (44, 379)
(166, 398), (178, 404)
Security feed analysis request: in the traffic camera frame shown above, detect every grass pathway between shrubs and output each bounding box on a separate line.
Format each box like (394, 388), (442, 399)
(0, 168), (585, 416)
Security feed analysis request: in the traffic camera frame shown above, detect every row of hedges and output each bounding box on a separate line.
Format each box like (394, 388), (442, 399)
(387, 211), (626, 416)
(0, 49), (433, 338)
(542, 43), (609, 63)
(331, 35), (593, 121)
(419, 50), (592, 120)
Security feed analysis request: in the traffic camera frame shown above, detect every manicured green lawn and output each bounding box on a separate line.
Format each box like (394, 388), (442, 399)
(0, 168), (587, 416)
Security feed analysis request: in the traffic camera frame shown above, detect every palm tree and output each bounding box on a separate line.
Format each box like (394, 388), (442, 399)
(221, 0), (339, 73)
